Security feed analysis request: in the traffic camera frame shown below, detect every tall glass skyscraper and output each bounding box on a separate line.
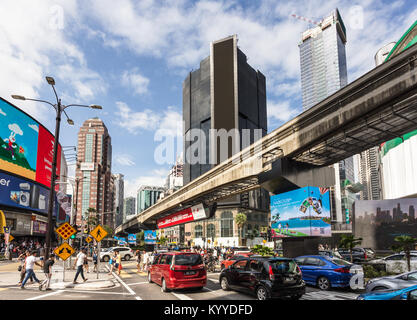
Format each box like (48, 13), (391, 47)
(299, 8), (347, 111)
(298, 9), (355, 224)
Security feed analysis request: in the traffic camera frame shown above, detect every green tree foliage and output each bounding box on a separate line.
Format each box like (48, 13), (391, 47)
(394, 235), (417, 272)
(338, 234), (363, 263)
(235, 213), (247, 246)
(250, 245), (274, 256)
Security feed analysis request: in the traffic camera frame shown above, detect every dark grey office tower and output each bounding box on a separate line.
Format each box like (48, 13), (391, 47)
(182, 36), (269, 247)
(183, 35), (267, 183)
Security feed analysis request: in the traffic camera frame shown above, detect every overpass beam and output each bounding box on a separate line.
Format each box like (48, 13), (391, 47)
(258, 157), (335, 195)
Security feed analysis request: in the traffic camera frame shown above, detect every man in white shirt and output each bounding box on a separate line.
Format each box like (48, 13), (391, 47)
(20, 251), (42, 289)
(73, 248), (88, 284)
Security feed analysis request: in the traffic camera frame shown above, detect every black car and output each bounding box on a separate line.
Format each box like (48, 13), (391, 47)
(338, 247), (375, 263)
(219, 256), (305, 300)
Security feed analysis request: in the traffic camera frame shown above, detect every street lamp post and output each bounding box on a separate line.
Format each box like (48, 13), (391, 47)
(12, 76), (102, 262)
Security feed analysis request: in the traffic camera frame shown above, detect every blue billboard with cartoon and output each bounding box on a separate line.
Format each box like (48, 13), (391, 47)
(270, 186), (331, 238)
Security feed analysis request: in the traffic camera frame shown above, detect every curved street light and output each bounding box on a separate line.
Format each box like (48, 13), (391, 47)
(12, 76), (103, 261)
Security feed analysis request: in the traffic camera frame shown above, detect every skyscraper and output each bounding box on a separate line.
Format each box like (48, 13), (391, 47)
(75, 118), (113, 228)
(298, 9), (355, 224)
(299, 8), (347, 111)
(182, 35), (269, 247)
(137, 186), (166, 214)
(123, 196), (136, 221)
(113, 173), (124, 228)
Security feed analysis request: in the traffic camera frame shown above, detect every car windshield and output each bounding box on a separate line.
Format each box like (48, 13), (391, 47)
(268, 260), (298, 274)
(174, 254), (203, 266)
(330, 258), (352, 266)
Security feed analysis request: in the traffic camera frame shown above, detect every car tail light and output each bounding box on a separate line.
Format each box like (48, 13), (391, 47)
(364, 252), (368, 260)
(334, 267), (350, 273)
(296, 265), (302, 275)
(269, 265), (276, 281)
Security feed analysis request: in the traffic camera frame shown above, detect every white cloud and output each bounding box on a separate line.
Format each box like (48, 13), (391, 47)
(28, 124), (39, 133)
(124, 169), (168, 198)
(115, 101), (160, 134)
(8, 123), (23, 135)
(268, 100), (300, 123)
(115, 154), (136, 166)
(121, 70), (150, 96)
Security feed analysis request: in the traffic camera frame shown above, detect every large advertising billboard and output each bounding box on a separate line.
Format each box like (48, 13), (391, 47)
(270, 186), (331, 238)
(157, 203), (208, 229)
(144, 230), (157, 244)
(353, 199), (417, 250)
(0, 97), (62, 188)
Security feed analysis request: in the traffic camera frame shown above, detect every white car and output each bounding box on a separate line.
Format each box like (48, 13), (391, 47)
(369, 253), (417, 273)
(100, 247), (134, 262)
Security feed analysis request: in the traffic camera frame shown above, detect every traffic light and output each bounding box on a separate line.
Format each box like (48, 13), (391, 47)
(70, 234), (76, 239)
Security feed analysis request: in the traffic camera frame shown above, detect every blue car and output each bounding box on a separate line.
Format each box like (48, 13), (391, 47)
(295, 255), (354, 290)
(357, 284), (417, 300)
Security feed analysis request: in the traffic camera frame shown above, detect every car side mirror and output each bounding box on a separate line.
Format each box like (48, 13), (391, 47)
(401, 275), (408, 280)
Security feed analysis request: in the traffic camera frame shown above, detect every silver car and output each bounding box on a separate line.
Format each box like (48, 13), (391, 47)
(365, 270), (417, 292)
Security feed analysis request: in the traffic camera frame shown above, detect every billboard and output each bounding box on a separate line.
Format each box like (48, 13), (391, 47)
(270, 186), (331, 238)
(157, 203), (208, 229)
(127, 234), (137, 244)
(56, 191), (72, 224)
(353, 198), (417, 250)
(144, 230), (157, 244)
(0, 97), (62, 188)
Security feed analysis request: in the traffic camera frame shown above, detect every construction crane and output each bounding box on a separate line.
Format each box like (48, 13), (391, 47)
(291, 13), (323, 26)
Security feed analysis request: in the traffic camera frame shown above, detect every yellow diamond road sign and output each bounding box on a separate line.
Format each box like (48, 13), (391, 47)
(85, 236), (93, 243)
(90, 225), (107, 242)
(54, 242), (75, 261)
(55, 222), (76, 240)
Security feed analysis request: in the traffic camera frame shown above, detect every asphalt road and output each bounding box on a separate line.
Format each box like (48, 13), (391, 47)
(0, 260), (360, 300)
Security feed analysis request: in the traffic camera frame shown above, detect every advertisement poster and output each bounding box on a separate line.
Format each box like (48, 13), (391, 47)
(157, 203), (207, 229)
(0, 98), (61, 188)
(270, 186), (331, 238)
(0, 171), (50, 214)
(127, 234), (136, 244)
(144, 230), (157, 244)
(56, 191), (71, 224)
(354, 198), (417, 250)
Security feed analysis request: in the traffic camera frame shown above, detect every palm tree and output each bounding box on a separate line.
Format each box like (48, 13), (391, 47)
(102, 225), (113, 238)
(338, 234), (363, 263)
(235, 213), (247, 246)
(394, 235), (417, 271)
(85, 207), (98, 233)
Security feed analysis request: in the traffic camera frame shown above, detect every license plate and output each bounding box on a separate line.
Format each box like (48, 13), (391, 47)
(184, 271), (196, 275)
(284, 277), (295, 283)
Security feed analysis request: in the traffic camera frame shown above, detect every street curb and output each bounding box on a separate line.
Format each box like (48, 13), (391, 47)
(50, 280), (116, 290)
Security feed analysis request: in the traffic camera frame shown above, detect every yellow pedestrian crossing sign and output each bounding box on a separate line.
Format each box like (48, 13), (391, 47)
(90, 225), (107, 242)
(9, 235), (14, 242)
(54, 242), (75, 261)
(85, 236), (93, 243)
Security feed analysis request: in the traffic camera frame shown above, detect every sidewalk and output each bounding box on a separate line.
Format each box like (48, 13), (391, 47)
(0, 260), (116, 291)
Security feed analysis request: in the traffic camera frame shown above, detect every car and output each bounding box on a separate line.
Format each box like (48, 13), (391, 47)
(100, 246), (133, 262)
(357, 284), (417, 300)
(295, 255), (361, 290)
(368, 253), (417, 273)
(365, 270), (417, 292)
(337, 247), (375, 263)
(219, 256), (305, 300)
(148, 252), (207, 292)
(221, 252), (255, 270)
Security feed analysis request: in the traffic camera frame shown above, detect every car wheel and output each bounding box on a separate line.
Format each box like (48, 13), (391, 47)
(102, 255), (109, 262)
(256, 285), (270, 300)
(161, 278), (169, 293)
(148, 272), (152, 283)
(317, 277), (331, 290)
(220, 277), (230, 291)
(372, 286), (388, 292)
(124, 255), (131, 261)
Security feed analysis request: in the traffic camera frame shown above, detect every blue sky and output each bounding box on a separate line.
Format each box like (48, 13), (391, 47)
(0, 0), (416, 197)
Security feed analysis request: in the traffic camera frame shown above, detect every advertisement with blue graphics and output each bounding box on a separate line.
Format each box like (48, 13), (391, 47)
(144, 230), (157, 244)
(270, 186), (331, 238)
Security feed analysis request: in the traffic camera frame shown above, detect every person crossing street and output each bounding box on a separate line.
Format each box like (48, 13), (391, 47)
(73, 248), (88, 284)
(39, 254), (55, 291)
(20, 251), (42, 289)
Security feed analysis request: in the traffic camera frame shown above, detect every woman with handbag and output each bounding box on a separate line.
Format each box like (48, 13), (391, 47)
(17, 250), (33, 285)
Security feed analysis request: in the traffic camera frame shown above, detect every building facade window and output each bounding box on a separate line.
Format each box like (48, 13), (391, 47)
(220, 211), (234, 237)
(195, 225), (203, 238)
(207, 223), (215, 238)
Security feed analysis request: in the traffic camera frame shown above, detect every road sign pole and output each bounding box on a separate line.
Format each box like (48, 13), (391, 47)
(97, 241), (101, 279)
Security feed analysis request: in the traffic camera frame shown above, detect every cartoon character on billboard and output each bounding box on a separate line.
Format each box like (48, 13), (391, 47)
(2, 124), (23, 161)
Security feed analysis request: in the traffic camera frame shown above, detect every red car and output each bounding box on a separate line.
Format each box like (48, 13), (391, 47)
(221, 252), (255, 270)
(148, 252), (207, 292)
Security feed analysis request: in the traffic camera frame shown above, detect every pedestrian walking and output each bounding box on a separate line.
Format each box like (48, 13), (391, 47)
(135, 250), (141, 273)
(73, 248), (88, 284)
(83, 252), (90, 273)
(39, 254), (55, 291)
(116, 250), (122, 275)
(92, 249), (98, 273)
(20, 251), (42, 289)
(108, 251), (117, 274)
(17, 250), (33, 285)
